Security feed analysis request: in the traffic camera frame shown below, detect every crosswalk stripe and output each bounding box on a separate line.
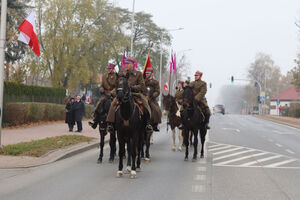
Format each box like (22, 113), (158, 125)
(208, 144), (224, 149)
(215, 152), (267, 165)
(240, 155), (282, 167)
(213, 149), (256, 161)
(264, 159), (297, 168)
(209, 145), (232, 152)
(213, 147), (243, 155)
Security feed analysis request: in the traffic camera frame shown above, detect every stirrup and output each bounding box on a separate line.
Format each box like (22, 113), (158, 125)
(146, 124), (153, 132)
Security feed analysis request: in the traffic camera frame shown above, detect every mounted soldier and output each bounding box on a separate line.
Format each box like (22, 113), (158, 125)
(89, 64), (117, 129)
(144, 67), (161, 131)
(189, 71), (211, 129)
(106, 57), (153, 133)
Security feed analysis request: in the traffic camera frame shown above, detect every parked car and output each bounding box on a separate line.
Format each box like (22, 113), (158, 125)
(251, 106), (259, 115)
(213, 104), (225, 115)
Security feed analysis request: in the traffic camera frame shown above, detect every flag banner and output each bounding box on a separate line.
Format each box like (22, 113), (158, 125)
(142, 53), (152, 79)
(18, 12), (40, 56)
(173, 53), (176, 74)
(163, 82), (169, 91)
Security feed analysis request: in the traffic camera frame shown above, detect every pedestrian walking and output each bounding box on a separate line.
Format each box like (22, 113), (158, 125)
(65, 97), (75, 131)
(73, 95), (85, 132)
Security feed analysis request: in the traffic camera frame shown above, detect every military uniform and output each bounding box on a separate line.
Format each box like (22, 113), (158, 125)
(106, 69), (151, 123)
(189, 79), (211, 116)
(145, 77), (162, 125)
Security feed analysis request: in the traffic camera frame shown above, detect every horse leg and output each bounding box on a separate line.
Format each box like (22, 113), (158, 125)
(184, 129), (189, 161)
(109, 131), (116, 163)
(141, 136), (145, 159)
(130, 139), (137, 179)
(178, 130), (183, 152)
(189, 132), (193, 147)
(200, 128), (207, 158)
(117, 137), (125, 177)
(97, 132), (105, 163)
(192, 130), (198, 162)
(172, 129), (176, 151)
(136, 135), (142, 171)
(125, 142), (132, 174)
(145, 132), (151, 161)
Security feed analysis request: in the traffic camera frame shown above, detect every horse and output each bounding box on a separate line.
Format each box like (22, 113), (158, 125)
(181, 86), (207, 161)
(162, 94), (183, 152)
(89, 95), (116, 164)
(115, 74), (144, 179)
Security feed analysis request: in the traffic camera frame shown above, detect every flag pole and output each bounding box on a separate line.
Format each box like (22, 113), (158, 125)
(0, 0), (7, 148)
(168, 50), (173, 96)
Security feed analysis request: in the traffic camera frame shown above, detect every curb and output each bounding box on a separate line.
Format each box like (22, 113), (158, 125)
(255, 116), (300, 130)
(0, 140), (107, 169)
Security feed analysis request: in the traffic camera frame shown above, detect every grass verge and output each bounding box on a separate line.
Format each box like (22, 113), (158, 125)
(0, 135), (94, 157)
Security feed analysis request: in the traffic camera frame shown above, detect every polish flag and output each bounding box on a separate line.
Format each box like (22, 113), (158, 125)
(18, 12), (40, 56)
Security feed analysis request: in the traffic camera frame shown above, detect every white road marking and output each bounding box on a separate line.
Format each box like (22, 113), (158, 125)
(213, 149), (256, 161)
(213, 147), (243, 155)
(209, 145), (232, 152)
(275, 143), (283, 147)
(286, 149), (295, 154)
(192, 185), (205, 193)
(196, 166), (207, 172)
(208, 144), (224, 149)
(215, 152), (267, 165)
(222, 128), (240, 133)
(272, 130), (294, 135)
(240, 155), (282, 167)
(265, 159), (297, 168)
(194, 174), (206, 181)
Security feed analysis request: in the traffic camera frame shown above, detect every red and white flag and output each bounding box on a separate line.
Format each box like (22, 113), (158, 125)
(18, 12), (40, 56)
(163, 82), (169, 91)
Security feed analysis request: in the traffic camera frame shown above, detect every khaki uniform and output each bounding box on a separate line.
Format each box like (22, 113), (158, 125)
(95, 72), (117, 109)
(175, 89), (184, 105)
(145, 77), (162, 124)
(106, 69), (151, 123)
(189, 79), (211, 115)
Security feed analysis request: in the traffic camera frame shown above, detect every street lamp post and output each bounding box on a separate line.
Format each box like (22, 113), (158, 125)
(130, 0), (135, 57)
(159, 27), (183, 107)
(0, 0), (7, 148)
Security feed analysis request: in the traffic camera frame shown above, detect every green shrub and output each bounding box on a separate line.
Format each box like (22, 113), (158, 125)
(4, 102), (93, 126)
(288, 102), (300, 118)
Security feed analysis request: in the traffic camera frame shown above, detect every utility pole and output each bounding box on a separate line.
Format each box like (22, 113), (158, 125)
(0, 0), (7, 148)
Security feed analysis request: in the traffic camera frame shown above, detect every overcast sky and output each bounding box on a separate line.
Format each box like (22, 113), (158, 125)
(115, 0), (300, 106)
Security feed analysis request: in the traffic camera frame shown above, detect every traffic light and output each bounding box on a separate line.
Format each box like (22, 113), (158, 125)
(257, 96), (261, 104)
(231, 76), (234, 83)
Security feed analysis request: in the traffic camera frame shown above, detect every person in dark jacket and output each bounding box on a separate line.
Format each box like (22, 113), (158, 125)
(65, 97), (75, 131)
(72, 95), (85, 132)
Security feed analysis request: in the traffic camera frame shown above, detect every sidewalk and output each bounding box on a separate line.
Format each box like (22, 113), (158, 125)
(257, 115), (300, 129)
(0, 120), (107, 169)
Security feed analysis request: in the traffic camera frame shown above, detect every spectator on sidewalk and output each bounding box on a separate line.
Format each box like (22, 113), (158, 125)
(72, 95), (85, 132)
(65, 97), (75, 132)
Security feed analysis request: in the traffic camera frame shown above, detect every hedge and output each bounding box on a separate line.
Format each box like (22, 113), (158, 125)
(4, 81), (66, 105)
(288, 102), (300, 118)
(4, 102), (93, 126)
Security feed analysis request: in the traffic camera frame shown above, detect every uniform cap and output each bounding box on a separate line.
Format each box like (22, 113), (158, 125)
(178, 81), (184, 85)
(194, 71), (203, 76)
(107, 64), (115, 69)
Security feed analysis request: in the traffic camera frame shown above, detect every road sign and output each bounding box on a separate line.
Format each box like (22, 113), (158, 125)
(277, 99), (280, 106)
(243, 100), (247, 104)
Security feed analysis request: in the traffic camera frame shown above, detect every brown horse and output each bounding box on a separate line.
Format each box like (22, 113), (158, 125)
(162, 94), (183, 152)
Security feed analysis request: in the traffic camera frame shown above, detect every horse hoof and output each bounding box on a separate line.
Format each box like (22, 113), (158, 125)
(109, 158), (114, 163)
(136, 167), (141, 172)
(130, 171), (137, 179)
(172, 146), (176, 151)
(184, 157), (188, 161)
(141, 157), (145, 160)
(200, 154), (204, 158)
(145, 158), (150, 162)
(192, 157), (197, 162)
(178, 147), (182, 152)
(97, 158), (102, 164)
(116, 171), (123, 178)
(124, 166), (131, 174)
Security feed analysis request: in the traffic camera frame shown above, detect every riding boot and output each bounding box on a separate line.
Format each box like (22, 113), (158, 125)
(204, 114), (211, 129)
(107, 122), (114, 133)
(153, 123), (159, 132)
(145, 112), (153, 132)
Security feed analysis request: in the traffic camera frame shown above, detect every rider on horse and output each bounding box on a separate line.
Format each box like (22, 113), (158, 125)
(144, 67), (162, 132)
(89, 64), (117, 129)
(106, 57), (153, 133)
(189, 71), (211, 129)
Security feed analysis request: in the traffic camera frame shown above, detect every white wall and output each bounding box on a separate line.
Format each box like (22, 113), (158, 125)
(270, 100), (290, 115)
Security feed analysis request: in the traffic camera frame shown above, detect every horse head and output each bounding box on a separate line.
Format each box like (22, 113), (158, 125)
(162, 94), (178, 114)
(182, 86), (195, 116)
(116, 73), (131, 104)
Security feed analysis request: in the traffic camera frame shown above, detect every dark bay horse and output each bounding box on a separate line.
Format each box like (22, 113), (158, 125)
(181, 86), (207, 161)
(162, 94), (183, 151)
(115, 75), (144, 179)
(89, 95), (116, 164)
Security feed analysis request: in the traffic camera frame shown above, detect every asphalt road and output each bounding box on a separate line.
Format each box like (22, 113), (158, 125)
(0, 114), (299, 200)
